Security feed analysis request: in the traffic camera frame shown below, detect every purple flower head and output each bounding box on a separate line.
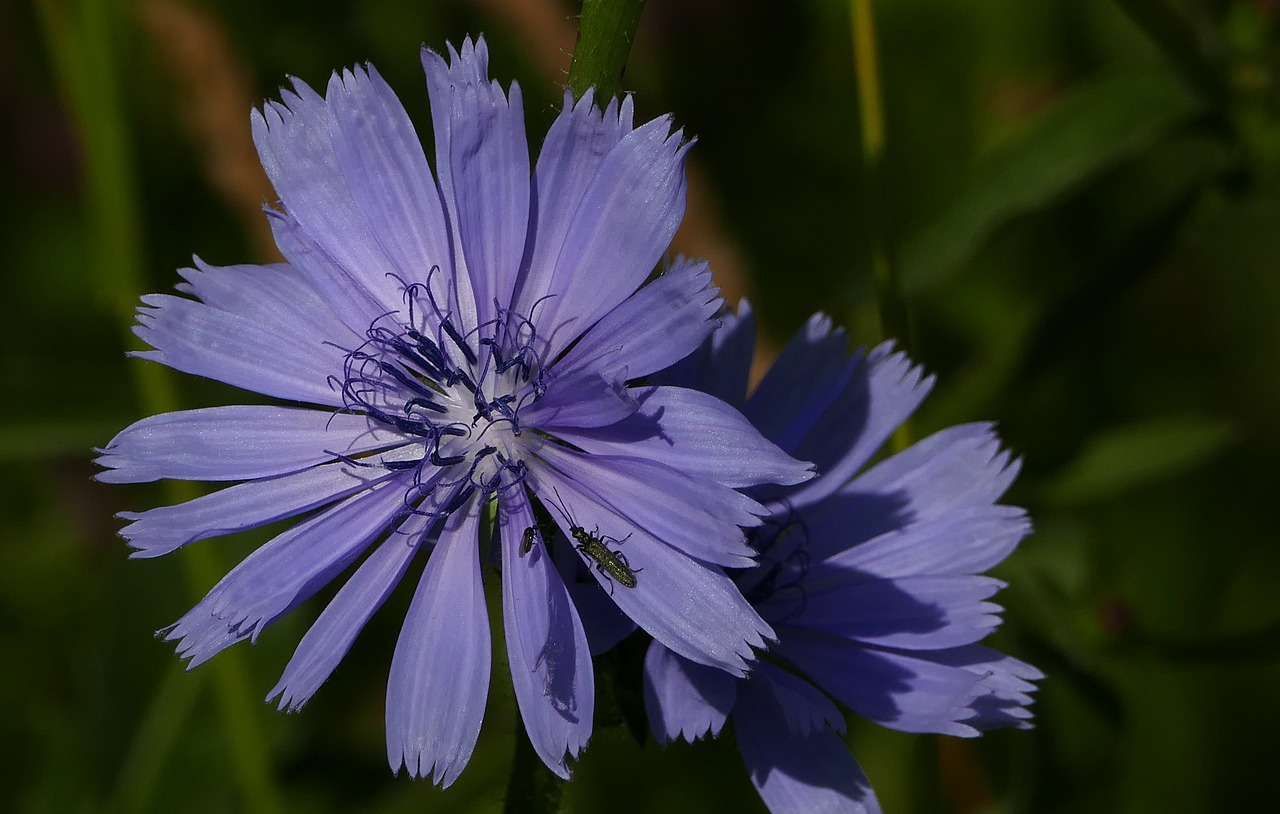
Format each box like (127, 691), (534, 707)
(96, 38), (811, 786)
(643, 304), (1042, 813)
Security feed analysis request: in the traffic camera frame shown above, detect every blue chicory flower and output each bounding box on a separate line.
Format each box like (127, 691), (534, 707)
(643, 304), (1042, 813)
(96, 38), (811, 785)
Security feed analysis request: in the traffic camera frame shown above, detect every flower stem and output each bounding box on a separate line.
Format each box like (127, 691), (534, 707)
(850, 0), (913, 452)
(504, 724), (565, 814)
(850, 0), (910, 354)
(35, 1), (281, 811)
(566, 0), (647, 102)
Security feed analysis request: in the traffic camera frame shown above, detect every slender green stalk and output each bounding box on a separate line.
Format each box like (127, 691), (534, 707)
(34, 1), (281, 811)
(850, 0), (913, 452)
(567, 0), (647, 101)
(851, 0), (909, 355)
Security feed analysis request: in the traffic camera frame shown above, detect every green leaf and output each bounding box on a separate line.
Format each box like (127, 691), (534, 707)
(1043, 416), (1237, 505)
(901, 68), (1198, 293)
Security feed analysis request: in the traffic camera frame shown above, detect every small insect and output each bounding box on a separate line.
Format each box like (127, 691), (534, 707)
(519, 525), (539, 558)
(569, 525), (638, 589)
(546, 488), (639, 590)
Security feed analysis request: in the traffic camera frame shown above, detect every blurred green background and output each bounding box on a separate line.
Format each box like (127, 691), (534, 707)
(4, 0), (1279, 811)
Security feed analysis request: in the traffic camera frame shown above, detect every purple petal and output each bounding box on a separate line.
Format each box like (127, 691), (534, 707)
(441, 77), (528, 329)
(790, 343), (929, 482)
(968, 694), (1036, 730)
(325, 64), (460, 321)
(513, 89), (631, 321)
(251, 79), (406, 328)
(132, 293), (347, 406)
(778, 629), (990, 737)
(163, 479), (409, 668)
(761, 342), (933, 511)
(553, 385), (812, 490)
(643, 643), (737, 742)
(176, 259), (357, 345)
(554, 259), (722, 382)
(118, 460), (400, 558)
(530, 469), (772, 676)
(654, 299), (756, 412)
(530, 115), (691, 356)
(800, 424), (1021, 560)
(819, 506), (1031, 580)
(754, 662), (845, 738)
(264, 208), (401, 335)
(534, 441), (762, 567)
(734, 677), (881, 814)
(924, 645), (1042, 730)
(939, 645), (1044, 688)
(96, 407), (402, 483)
(769, 574), (1006, 651)
(386, 496), (490, 786)
(497, 488), (593, 778)
(421, 37), (517, 335)
(852, 423), (1020, 517)
(523, 368), (638, 430)
(268, 510), (434, 711)
(743, 312), (857, 446)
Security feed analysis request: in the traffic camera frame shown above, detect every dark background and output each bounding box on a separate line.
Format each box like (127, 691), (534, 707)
(3, 0), (1278, 811)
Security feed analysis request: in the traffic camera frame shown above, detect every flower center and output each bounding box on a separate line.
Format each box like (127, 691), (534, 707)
(337, 280), (549, 500)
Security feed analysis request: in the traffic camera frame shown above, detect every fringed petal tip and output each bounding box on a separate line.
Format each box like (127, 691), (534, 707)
(155, 613), (251, 672)
(643, 644), (738, 744)
(804, 310), (842, 343)
(265, 683), (307, 714)
(91, 449), (122, 483)
(753, 663), (847, 740)
(420, 36), (520, 104)
(868, 340), (936, 400)
(558, 85), (638, 132)
(933, 648), (1044, 736)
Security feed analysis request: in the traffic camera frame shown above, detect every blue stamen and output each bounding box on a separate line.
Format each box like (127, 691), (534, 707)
(338, 280), (552, 506)
(440, 318), (478, 366)
(405, 396), (447, 415)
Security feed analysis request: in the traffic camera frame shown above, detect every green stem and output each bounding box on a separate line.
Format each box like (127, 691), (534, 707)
(851, 0), (913, 452)
(34, 1), (281, 811)
(567, 0), (647, 101)
(851, 0), (909, 354)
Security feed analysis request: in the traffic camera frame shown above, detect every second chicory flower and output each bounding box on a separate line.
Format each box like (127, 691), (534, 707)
(645, 304), (1041, 813)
